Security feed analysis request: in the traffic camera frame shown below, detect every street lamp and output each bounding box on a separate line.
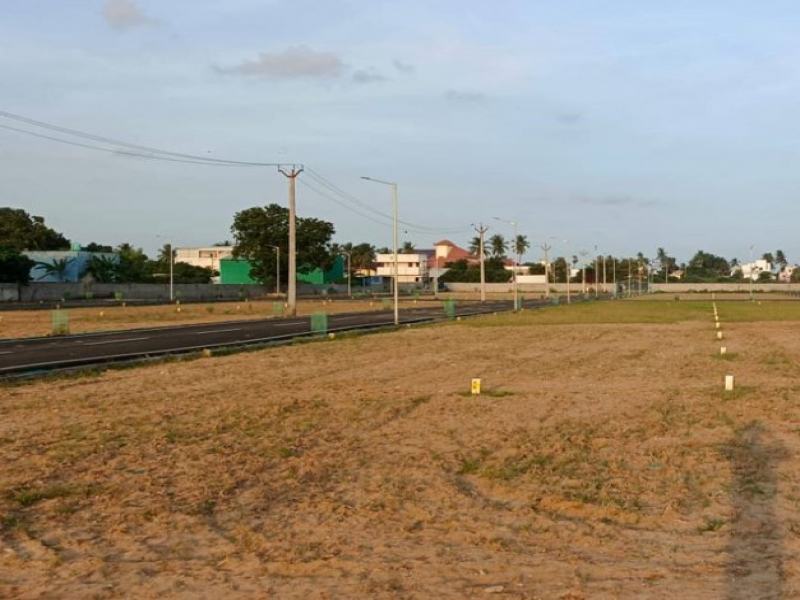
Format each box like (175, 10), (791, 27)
(339, 251), (352, 297)
(361, 176), (399, 325)
(266, 245), (281, 296)
(749, 244), (755, 302)
(579, 250), (589, 295)
(494, 217), (519, 310)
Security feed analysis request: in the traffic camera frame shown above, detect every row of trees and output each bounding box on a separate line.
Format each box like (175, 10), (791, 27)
(1, 205), (797, 287)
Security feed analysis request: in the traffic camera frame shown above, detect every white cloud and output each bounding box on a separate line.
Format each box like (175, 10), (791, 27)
(102, 0), (155, 31)
(216, 46), (345, 79)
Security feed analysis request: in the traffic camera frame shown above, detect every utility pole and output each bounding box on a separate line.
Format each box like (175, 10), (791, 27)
(278, 165), (303, 317)
(540, 242), (552, 299)
(628, 258), (632, 297)
(580, 250), (588, 295)
(473, 223), (488, 302)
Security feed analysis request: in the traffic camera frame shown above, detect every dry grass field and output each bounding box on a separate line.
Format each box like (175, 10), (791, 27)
(3, 299), (800, 598)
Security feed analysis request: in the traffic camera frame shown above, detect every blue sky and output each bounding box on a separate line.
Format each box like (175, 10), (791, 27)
(3, 0), (800, 264)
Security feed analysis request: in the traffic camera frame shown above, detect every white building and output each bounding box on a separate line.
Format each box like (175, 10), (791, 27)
(174, 246), (234, 272)
(375, 252), (431, 284)
(737, 259), (772, 281)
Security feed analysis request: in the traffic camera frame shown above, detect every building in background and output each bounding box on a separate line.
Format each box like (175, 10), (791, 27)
(374, 252), (431, 285)
(174, 246), (233, 272)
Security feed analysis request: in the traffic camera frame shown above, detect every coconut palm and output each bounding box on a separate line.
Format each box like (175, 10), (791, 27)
(489, 234), (507, 258)
(513, 234), (530, 264)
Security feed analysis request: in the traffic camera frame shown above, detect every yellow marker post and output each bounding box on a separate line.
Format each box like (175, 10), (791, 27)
(471, 378), (482, 395)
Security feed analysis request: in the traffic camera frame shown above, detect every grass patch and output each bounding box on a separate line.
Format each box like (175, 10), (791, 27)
(457, 389), (514, 398)
(698, 517), (727, 533)
(719, 385), (756, 401)
(7, 483), (94, 508)
(466, 300), (716, 327)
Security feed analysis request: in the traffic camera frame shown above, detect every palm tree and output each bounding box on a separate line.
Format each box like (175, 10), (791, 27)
(350, 242), (376, 272)
(468, 235), (489, 257)
(401, 241), (416, 253)
(513, 234), (530, 264)
(489, 234), (507, 258)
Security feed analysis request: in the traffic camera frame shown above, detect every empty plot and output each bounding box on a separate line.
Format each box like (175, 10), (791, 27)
(2, 300), (800, 598)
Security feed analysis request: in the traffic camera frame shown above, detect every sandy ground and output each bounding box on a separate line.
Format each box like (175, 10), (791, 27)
(0, 298), (431, 340)
(2, 303), (800, 598)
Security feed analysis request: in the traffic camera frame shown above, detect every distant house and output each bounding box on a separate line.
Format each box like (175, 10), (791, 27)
(736, 259), (772, 281)
(779, 265), (798, 282)
(174, 246), (233, 272)
(375, 252), (431, 285)
(430, 239), (477, 269)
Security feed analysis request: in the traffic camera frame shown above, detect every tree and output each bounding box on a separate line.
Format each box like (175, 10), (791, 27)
(528, 263), (546, 275)
(349, 242), (376, 273)
(231, 204), (335, 284)
(776, 249), (788, 269)
(762, 252), (775, 265)
(86, 254), (119, 283)
(400, 241), (416, 253)
(489, 234), (507, 258)
(685, 250), (731, 281)
(0, 208), (70, 251)
(0, 247), (34, 284)
(439, 256), (514, 283)
(171, 262), (214, 284)
(84, 242), (113, 253)
(115, 243), (153, 283)
(513, 235), (530, 264)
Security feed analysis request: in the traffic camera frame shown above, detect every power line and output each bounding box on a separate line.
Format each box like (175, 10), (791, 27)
(0, 109), (471, 238)
(0, 123), (252, 166)
(305, 167), (467, 235)
(0, 109), (287, 167)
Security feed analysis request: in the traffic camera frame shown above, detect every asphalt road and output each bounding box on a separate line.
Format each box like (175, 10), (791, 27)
(0, 299), (543, 375)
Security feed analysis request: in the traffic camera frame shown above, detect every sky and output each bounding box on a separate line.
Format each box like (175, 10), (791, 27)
(3, 0), (800, 265)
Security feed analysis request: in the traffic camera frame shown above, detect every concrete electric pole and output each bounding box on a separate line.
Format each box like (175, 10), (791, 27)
(473, 223), (488, 302)
(278, 165), (303, 317)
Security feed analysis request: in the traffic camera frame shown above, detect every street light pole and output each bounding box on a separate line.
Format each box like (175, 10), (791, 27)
(580, 250), (588, 295)
(340, 251), (352, 297)
(169, 241), (174, 302)
(541, 242), (552, 299)
(361, 176), (400, 325)
(473, 223), (488, 302)
(594, 245), (599, 299)
(266, 245), (280, 295)
(749, 244), (755, 302)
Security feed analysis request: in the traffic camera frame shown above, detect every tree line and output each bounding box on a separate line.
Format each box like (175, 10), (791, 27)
(1, 205), (797, 286)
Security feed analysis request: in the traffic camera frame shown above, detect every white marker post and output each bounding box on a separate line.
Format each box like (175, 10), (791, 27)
(725, 375), (734, 391)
